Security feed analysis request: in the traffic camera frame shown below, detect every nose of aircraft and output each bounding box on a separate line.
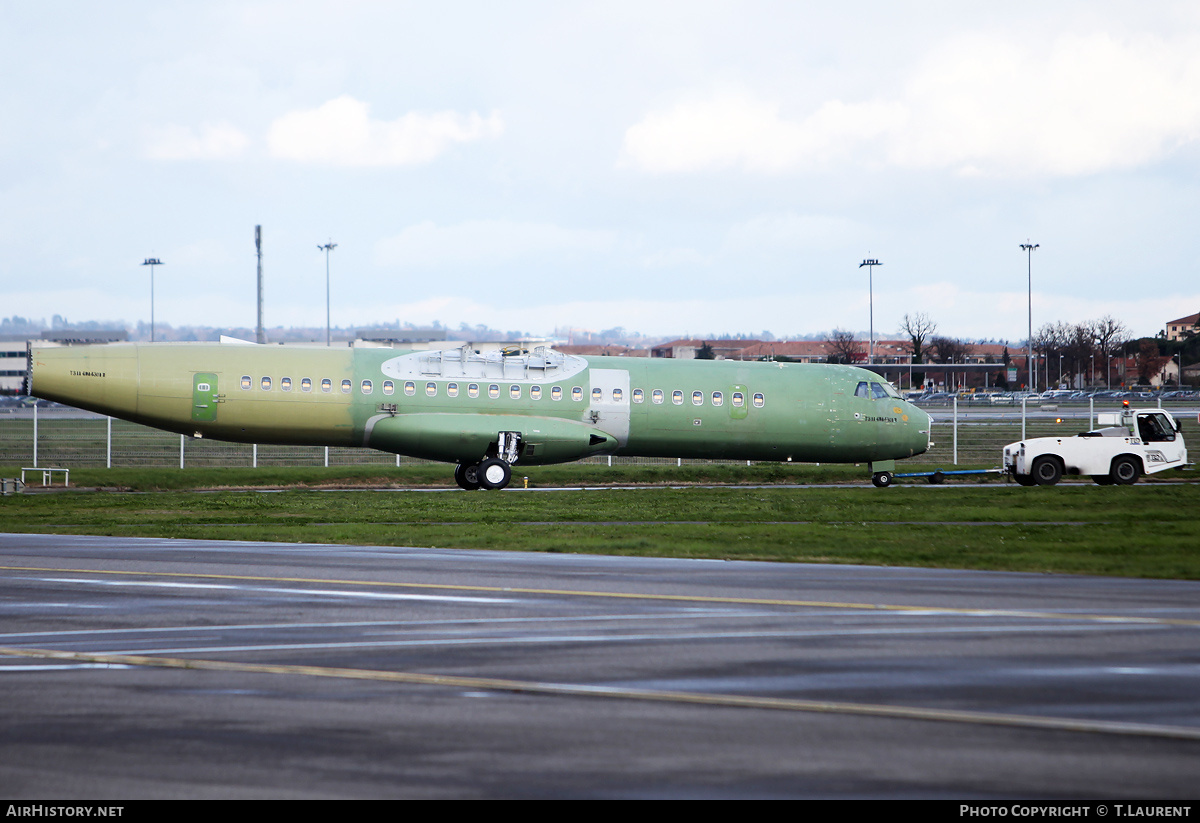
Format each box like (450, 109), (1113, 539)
(904, 402), (933, 457)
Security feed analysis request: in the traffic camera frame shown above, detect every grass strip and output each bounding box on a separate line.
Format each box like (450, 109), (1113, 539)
(2, 483), (1198, 579)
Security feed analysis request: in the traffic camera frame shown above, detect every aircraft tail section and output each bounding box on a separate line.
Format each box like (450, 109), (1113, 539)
(27, 343), (140, 419)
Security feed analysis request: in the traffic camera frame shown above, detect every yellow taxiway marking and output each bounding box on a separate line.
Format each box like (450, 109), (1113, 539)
(2, 564), (1200, 627)
(3, 645), (1200, 742)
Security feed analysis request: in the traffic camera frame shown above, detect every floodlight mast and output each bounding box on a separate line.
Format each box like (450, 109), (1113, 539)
(141, 258), (164, 342)
(859, 258), (881, 365)
(1020, 242), (1038, 391)
(318, 240), (337, 346)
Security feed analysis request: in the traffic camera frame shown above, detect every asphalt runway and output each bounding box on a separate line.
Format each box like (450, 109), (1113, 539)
(1, 532), (1199, 799)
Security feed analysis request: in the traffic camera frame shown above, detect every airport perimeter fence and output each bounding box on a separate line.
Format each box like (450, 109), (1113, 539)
(2, 401), (1196, 473)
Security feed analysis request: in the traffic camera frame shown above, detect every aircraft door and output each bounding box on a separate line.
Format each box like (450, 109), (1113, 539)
(191, 372), (221, 423)
(587, 369), (630, 448)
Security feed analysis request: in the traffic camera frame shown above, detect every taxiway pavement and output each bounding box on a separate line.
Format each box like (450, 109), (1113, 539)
(1, 532), (1198, 798)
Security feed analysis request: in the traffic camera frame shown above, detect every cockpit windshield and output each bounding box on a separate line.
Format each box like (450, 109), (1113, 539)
(856, 380), (903, 400)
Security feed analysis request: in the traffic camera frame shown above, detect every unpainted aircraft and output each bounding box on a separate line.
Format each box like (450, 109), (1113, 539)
(27, 341), (932, 488)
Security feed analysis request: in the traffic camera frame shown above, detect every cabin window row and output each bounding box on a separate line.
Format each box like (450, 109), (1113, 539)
(239, 376), (587, 401)
(632, 389), (765, 408)
(242, 375), (366, 394)
(398, 382), (587, 401)
(239, 376), (764, 408)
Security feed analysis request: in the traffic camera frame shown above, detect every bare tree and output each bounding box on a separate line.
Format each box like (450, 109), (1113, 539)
(824, 329), (864, 364)
(928, 336), (973, 364)
(899, 312), (937, 364)
(1134, 339), (1171, 385)
(1089, 315), (1129, 388)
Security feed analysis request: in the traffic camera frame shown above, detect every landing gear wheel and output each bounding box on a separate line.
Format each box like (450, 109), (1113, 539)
(928, 471), (945, 485)
(454, 462), (481, 490)
(1110, 456), (1141, 486)
(478, 457), (512, 490)
(871, 471), (894, 488)
(1013, 473), (1036, 487)
(1031, 456), (1062, 486)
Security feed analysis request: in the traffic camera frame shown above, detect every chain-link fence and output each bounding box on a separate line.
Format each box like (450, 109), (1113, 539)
(2, 401), (1195, 470)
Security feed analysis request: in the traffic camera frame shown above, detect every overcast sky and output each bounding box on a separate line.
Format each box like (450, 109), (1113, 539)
(4, 1), (1199, 342)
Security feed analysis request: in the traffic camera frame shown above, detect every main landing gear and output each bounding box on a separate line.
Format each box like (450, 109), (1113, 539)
(454, 432), (521, 491)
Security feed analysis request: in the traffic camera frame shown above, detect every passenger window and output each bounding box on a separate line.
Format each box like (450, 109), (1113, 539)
(321, 378), (332, 393)
(241, 375), (252, 390)
(426, 382), (437, 396)
(468, 383), (480, 398)
(652, 389), (664, 404)
(753, 393), (765, 408)
(732, 392), (744, 407)
(404, 381), (415, 396)
(712, 391), (722, 406)
(632, 389), (644, 403)
(301, 378), (312, 392)
(447, 383), (459, 397)
(692, 391), (703, 405)
(672, 390), (683, 405)
(572, 387), (582, 401)
(613, 388), (623, 402)
(281, 377), (292, 392)
(551, 386), (562, 401)
(592, 387), (602, 402)
(488, 384), (500, 399)
(361, 379), (372, 394)
(510, 384), (521, 399)
(261, 377), (272, 391)
(530, 385), (542, 400)
(341, 379), (352, 394)
(383, 380), (394, 395)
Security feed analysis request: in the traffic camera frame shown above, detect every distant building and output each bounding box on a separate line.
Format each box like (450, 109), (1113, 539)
(1166, 313), (1199, 342)
(650, 339), (762, 359)
(555, 345), (649, 357)
(356, 328), (448, 344)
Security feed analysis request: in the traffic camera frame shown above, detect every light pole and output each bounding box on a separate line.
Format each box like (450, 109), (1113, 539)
(142, 258), (164, 342)
(860, 258), (881, 365)
(1020, 242), (1038, 391)
(1059, 353), (1064, 389)
(318, 241), (337, 346)
(1090, 353), (1095, 387)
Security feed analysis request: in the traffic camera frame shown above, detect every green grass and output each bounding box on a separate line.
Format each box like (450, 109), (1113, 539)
(3, 478), (1198, 579)
(0, 462), (891, 491)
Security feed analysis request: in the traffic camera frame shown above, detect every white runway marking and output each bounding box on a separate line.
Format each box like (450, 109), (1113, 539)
(29, 576), (515, 603)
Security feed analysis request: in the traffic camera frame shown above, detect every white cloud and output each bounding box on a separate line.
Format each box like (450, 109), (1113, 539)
(639, 247), (709, 268)
(620, 91), (901, 173)
(622, 32), (1200, 177)
(145, 122), (249, 160)
(266, 96), (503, 166)
(375, 219), (616, 268)
(891, 31), (1200, 176)
(724, 213), (863, 252)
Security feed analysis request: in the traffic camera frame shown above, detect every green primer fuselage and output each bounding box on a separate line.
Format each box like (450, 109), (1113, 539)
(29, 342), (931, 467)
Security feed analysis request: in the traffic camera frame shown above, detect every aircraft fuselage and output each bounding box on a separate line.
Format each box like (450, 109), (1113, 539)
(28, 342), (931, 485)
